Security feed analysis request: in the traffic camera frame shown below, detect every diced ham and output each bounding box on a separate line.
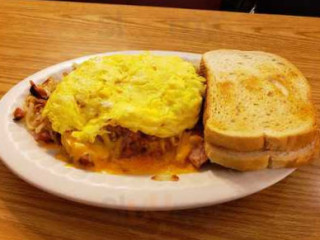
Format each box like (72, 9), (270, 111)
(78, 154), (95, 167)
(35, 131), (53, 143)
(13, 107), (25, 121)
(30, 81), (48, 100)
(188, 143), (208, 168)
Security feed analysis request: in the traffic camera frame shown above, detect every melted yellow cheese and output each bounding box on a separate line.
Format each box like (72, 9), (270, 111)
(59, 132), (199, 175)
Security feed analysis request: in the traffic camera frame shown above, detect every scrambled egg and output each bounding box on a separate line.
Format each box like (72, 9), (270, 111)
(43, 53), (205, 142)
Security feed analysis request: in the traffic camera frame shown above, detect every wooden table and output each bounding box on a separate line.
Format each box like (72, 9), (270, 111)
(1, 1), (320, 239)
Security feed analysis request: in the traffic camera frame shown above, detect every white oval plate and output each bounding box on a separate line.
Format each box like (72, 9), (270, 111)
(0, 50), (294, 210)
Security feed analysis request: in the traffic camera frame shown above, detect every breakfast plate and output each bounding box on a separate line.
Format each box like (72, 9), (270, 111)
(0, 50), (295, 210)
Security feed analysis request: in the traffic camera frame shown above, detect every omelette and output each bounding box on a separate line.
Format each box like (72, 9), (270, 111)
(14, 53), (207, 175)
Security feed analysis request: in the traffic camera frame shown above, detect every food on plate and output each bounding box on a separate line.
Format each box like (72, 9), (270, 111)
(202, 50), (319, 171)
(14, 53), (207, 174)
(13, 50), (319, 174)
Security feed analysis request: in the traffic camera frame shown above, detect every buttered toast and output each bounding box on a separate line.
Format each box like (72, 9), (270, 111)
(202, 50), (318, 171)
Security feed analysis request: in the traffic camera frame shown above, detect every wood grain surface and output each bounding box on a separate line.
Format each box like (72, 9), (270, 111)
(1, 1), (320, 239)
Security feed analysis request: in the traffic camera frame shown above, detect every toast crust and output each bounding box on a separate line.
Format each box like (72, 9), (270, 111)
(205, 135), (319, 171)
(202, 50), (318, 152)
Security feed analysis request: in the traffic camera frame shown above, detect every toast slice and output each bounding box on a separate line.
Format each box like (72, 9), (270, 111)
(205, 136), (319, 171)
(202, 50), (318, 152)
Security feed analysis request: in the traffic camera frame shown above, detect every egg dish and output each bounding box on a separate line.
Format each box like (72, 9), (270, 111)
(13, 53), (207, 175)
